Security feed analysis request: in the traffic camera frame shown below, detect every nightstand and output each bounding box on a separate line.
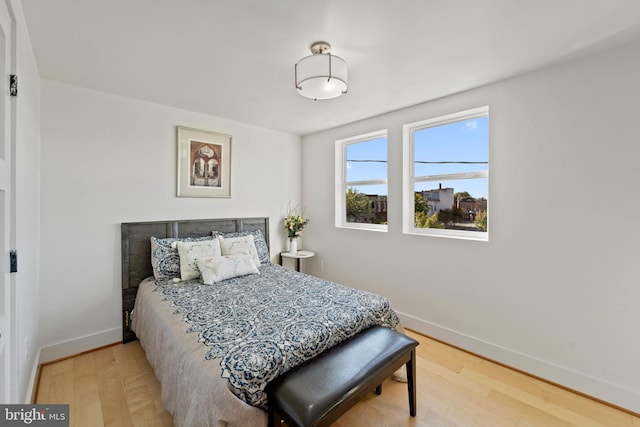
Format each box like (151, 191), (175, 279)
(279, 250), (315, 272)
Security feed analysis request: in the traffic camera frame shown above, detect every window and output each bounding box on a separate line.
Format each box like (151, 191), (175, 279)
(403, 106), (489, 241)
(335, 130), (388, 231)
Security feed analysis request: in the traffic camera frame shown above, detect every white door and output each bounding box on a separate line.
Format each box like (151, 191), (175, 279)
(0, 0), (14, 403)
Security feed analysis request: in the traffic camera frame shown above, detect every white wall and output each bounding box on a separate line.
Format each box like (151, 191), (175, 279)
(39, 81), (301, 360)
(11, 0), (41, 403)
(302, 38), (640, 412)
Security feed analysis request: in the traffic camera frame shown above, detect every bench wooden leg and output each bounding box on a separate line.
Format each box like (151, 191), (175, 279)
(407, 349), (417, 417)
(267, 405), (280, 427)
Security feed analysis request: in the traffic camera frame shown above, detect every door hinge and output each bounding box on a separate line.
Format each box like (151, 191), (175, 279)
(10, 75), (17, 97)
(9, 250), (17, 273)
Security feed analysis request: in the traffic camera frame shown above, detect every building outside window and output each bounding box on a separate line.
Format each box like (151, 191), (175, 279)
(403, 106), (489, 241)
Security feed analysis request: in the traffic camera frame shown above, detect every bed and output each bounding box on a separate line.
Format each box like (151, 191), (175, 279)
(121, 217), (401, 427)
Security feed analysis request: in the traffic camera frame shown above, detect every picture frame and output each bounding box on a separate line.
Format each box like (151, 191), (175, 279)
(177, 126), (231, 198)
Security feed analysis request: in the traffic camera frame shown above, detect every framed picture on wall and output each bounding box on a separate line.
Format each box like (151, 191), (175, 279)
(177, 126), (232, 198)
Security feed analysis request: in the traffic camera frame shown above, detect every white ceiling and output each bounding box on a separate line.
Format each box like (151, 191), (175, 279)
(21, 0), (640, 135)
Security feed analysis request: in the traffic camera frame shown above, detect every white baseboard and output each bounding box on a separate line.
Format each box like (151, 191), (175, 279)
(24, 347), (41, 404)
(396, 311), (640, 415)
(38, 327), (121, 364)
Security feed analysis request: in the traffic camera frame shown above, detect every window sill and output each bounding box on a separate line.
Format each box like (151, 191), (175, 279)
(336, 223), (388, 232)
(404, 228), (488, 242)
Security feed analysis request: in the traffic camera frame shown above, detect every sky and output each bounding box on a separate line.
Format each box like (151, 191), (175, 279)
(346, 116), (489, 200)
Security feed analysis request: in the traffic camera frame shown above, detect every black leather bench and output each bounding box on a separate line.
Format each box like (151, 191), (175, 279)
(266, 326), (419, 427)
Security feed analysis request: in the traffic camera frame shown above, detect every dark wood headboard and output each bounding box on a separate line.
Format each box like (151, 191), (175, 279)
(121, 217), (270, 343)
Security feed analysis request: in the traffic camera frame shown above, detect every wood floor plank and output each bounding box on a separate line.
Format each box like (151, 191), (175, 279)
(462, 368), (612, 427)
(73, 400), (104, 427)
(539, 385), (636, 427)
(48, 370), (74, 404)
(35, 330), (639, 427)
(97, 364), (134, 427)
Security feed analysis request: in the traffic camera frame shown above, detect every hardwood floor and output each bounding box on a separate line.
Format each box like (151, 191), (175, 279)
(36, 330), (639, 427)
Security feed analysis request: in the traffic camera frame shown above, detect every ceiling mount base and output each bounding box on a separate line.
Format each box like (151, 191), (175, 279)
(310, 41), (331, 55)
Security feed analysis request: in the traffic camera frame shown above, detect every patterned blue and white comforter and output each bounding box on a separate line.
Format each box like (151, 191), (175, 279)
(150, 263), (399, 409)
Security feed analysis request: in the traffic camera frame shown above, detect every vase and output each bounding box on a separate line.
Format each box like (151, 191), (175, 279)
(289, 238), (298, 254)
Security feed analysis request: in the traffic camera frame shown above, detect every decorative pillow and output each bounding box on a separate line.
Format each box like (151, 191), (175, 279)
(212, 229), (270, 265)
(196, 254), (260, 285)
(217, 234), (261, 267)
(174, 239), (222, 281)
(150, 236), (214, 279)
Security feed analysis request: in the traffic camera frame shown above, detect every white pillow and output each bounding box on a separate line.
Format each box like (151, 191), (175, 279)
(196, 254), (260, 285)
(217, 234), (261, 267)
(174, 239), (222, 281)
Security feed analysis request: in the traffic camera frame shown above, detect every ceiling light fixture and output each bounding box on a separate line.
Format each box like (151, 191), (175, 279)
(295, 41), (348, 101)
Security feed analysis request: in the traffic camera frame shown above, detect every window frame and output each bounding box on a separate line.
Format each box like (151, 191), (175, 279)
(335, 129), (388, 232)
(402, 106), (489, 241)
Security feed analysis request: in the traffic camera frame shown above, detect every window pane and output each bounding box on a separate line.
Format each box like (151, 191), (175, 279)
(348, 183), (388, 196)
(345, 185), (388, 224)
(346, 137), (387, 183)
(414, 179), (487, 232)
(415, 178), (487, 201)
(414, 116), (488, 177)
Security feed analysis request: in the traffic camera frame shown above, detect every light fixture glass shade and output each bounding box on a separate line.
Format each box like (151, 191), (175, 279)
(295, 51), (348, 100)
